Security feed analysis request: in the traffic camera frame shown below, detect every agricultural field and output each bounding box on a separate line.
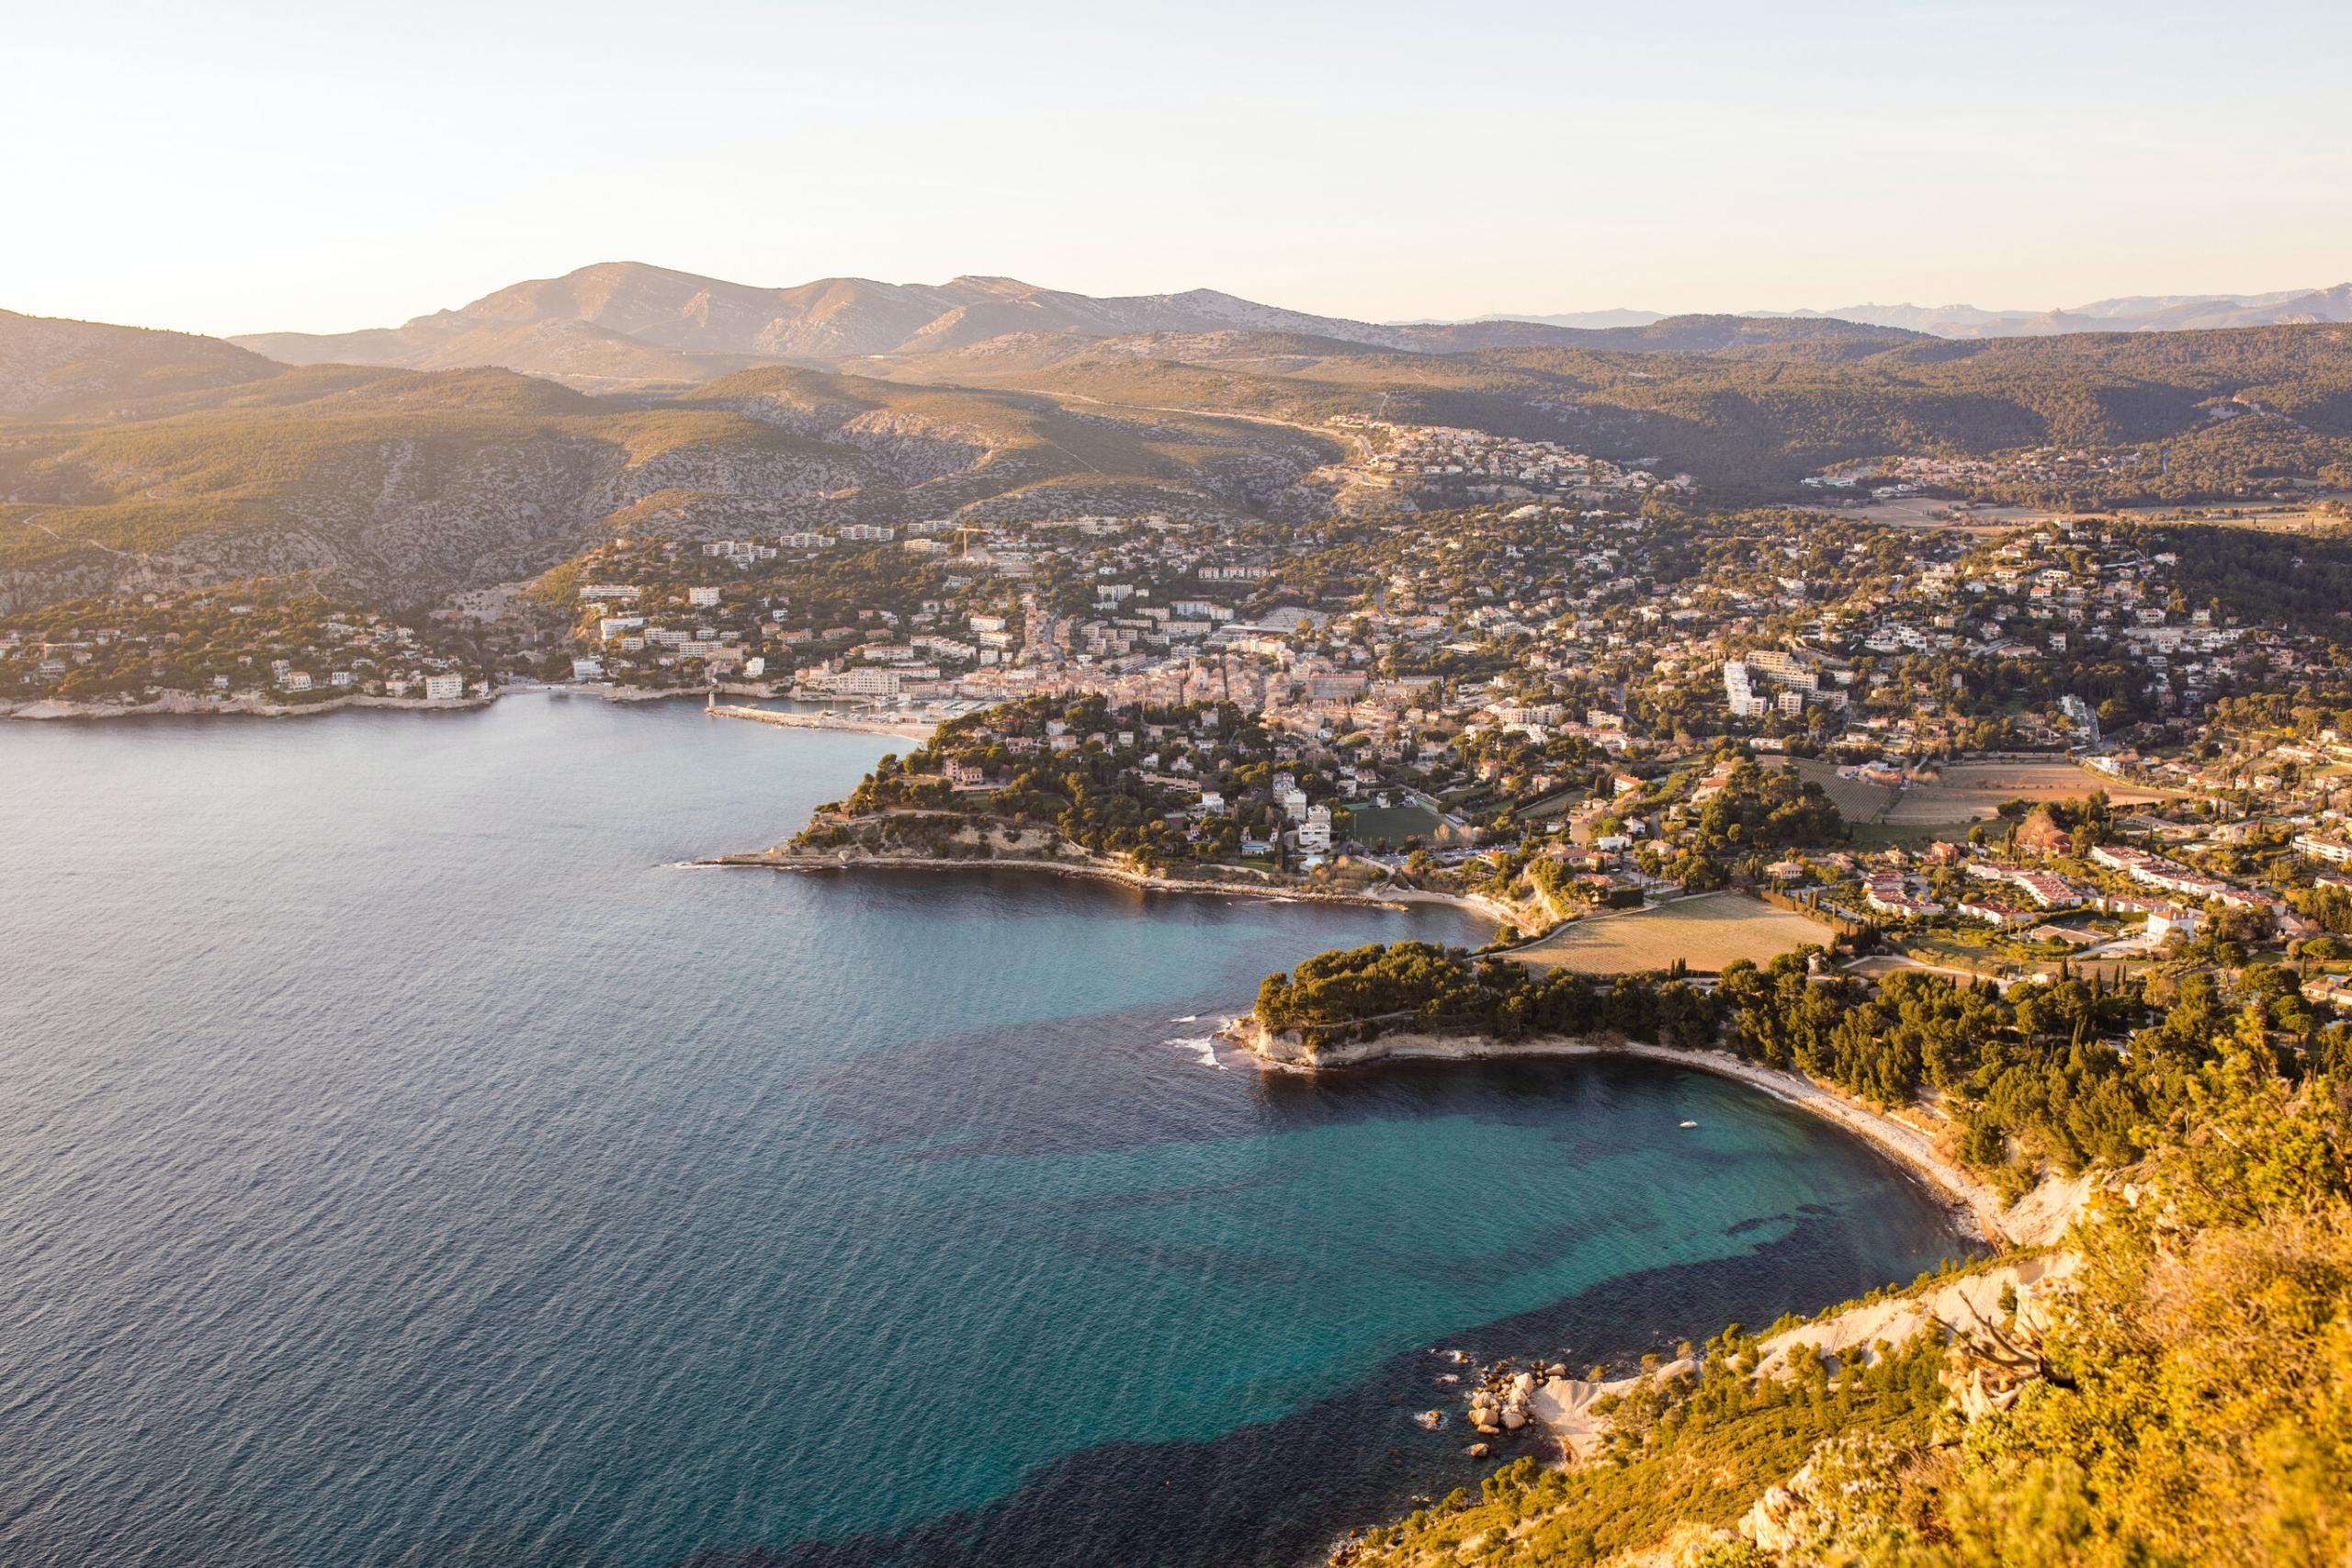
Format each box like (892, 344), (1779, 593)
(1507, 892), (1830, 976)
(1776, 753), (2175, 845)
(1878, 758), (2171, 827)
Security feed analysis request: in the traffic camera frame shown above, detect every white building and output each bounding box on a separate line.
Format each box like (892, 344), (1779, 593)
(2294, 833), (2352, 867)
(1724, 660), (1765, 718)
(423, 673), (466, 701)
(831, 667), (903, 696)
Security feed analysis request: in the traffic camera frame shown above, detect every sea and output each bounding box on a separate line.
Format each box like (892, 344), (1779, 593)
(0, 694), (1973, 1568)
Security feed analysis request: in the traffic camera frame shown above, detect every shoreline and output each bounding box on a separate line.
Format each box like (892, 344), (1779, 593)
(4, 690), (497, 721)
(702, 847), (1522, 925)
(2, 679), (792, 723)
(1223, 1021), (2018, 1246)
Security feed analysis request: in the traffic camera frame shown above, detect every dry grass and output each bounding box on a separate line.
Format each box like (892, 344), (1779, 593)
(1769, 755), (1900, 821)
(1880, 759), (2170, 826)
(1509, 893), (1830, 975)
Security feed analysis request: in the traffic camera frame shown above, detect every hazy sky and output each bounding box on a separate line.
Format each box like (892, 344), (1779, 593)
(12, 0), (2352, 335)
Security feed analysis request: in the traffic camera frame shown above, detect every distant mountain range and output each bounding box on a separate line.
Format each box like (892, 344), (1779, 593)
(1453, 286), (2352, 339)
(220, 265), (2352, 396)
(226, 263), (1922, 389)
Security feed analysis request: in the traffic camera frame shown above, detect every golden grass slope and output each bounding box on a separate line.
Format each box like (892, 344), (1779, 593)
(1506, 893), (1831, 975)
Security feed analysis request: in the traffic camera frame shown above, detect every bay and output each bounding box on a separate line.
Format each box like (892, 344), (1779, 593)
(0, 696), (1971, 1567)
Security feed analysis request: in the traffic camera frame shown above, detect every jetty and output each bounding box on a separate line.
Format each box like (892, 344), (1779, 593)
(707, 702), (935, 740)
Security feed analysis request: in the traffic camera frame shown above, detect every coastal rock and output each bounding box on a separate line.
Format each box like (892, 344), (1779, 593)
(1467, 1442), (1491, 1459)
(1501, 1407), (1528, 1430)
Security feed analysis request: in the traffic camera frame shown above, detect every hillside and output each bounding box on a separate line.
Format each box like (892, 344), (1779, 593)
(0, 355), (1340, 612)
(0, 310), (284, 416)
(876, 321), (2352, 499)
(16, 299), (2352, 615)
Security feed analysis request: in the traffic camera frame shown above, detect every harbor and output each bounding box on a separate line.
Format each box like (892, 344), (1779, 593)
(707, 698), (939, 740)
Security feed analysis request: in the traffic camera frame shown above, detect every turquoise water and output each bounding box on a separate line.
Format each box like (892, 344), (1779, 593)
(0, 696), (1973, 1567)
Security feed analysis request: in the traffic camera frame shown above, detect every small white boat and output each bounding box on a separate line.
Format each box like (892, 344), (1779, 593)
(1679, 1120), (1699, 1129)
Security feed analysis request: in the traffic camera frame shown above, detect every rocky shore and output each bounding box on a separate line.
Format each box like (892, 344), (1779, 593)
(1220, 1017), (2044, 1247)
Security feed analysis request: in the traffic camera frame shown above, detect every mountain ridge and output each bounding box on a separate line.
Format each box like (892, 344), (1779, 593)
(1453, 284), (2352, 339)
(225, 263), (1922, 389)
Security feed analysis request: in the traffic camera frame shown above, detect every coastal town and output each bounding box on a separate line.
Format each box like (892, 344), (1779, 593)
(9, 417), (2352, 1008)
(512, 457), (2352, 993)
(25, 10), (2352, 1565)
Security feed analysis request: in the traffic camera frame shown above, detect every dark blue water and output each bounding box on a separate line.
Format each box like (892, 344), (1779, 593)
(0, 696), (1972, 1568)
